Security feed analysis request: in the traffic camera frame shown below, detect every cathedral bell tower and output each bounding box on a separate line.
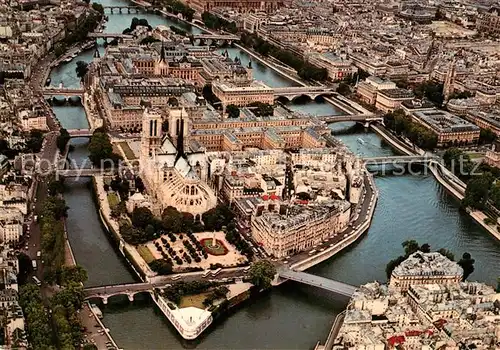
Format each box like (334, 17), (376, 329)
(141, 109), (162, 162)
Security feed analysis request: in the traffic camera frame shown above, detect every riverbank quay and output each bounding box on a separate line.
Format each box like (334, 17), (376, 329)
(288, 172), (379, 272)
(81, 301), (122, 350)
(93, 175), (154, 280)
(370, 124), (500, 242)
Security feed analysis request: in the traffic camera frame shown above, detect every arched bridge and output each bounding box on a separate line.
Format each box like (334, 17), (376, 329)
(67, 129), (93, 138)
(84, 282), (154, 304)
(192, 33), (239, 41)
(274, 86), (335, 101)
(278, 268), (357, 297)
(319, 114), (383, 123)
(103, 5), (142, 13)
(56, 168), (117, 178)
(88, 32), (133, 40)
(43, 87), (84, 97)
(363, 155), (439, 166)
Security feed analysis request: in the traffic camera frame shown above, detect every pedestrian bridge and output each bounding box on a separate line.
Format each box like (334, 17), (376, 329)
(278, 268), (357, 297)
(274, 86), (335, 101)
(363, 155), (439, 166)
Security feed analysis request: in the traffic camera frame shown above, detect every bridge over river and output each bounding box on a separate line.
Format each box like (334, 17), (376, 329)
(363, 155), (439, 166)
(83, 266), (357, 304)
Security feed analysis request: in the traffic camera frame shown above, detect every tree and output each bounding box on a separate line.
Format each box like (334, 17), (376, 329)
(91, 3), (104, 14)
(59, 265), (88, 285)
(336, 82), (351, 96)
(54, 43), (66, 57)
(226, 104), (240, 118)
(458, 252), (475, 280)
(421, 243), (431, 253)
(88, 131), (121, 167)
(462, 172), (494, 210)
(385, 255), (406, 279)
(135, 176), (145, 192)
(247, 102), (274, 117)
(149, 259), (173, 275)
(48, 177), (65, 196)
(131, 207), (154, 229)
(56, 128), (70, 153)
(479, 128), (496, 144)
(248, 260), (276, 290)
(402, 240), (420, 256)
(75, 61), (89, 80)
(437, 248), (455, 261)
(162, 206), (183, 233)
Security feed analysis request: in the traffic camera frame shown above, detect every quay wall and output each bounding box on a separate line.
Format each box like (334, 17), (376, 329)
(289, 173), (379, 272)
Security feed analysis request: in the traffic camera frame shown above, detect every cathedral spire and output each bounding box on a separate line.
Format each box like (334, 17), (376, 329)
(159, 40), (166, 63)
(175, 109), (186, 163)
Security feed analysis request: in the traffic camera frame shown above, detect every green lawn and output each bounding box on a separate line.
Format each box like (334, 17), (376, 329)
(179, 292), (211, 309)
(107, 192), (120, 208)
(137, 245), (155, 263)
(118, 142), (137, 160)
(467, 152), (484, 160)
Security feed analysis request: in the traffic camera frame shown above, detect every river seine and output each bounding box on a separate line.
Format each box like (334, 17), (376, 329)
(46, 2), (500, 348)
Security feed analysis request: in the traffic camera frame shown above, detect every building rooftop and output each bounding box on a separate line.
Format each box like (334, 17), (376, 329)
(392, 251), (463, 278)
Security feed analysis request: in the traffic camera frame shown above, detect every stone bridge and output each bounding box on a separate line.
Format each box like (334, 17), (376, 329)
(192, 33), (239, 41)
(84, 282), (154, 304)
(274, 86), (335, 101)
(318, 114), (383, 124)
(103, 5), (142, 13)
(278, 267), (357, 297)
(88, 32), (133, 40)
(43, 87), (84, 97)
(57, 168), (116, 178)
(67, 129), (93, 138)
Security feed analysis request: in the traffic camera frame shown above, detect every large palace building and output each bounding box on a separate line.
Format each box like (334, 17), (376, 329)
(186, 0), (285, 13)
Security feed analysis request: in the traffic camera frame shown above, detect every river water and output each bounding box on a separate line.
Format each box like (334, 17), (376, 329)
(48, 4), (500, 349)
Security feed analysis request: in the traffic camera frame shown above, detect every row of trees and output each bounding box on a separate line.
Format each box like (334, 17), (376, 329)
(57, 128), (71, 153)
(201, 12), (237, 33)
(88, 128), (122, 167)
(240, 32), (328, 82)
(122, 204), (235, 245)
(247, 102), (274, 117)
(226, 104), (240, 118)
(443, 148), (500, 211)
(20, 282), (86, 349)
(385, 240), (475, 280)
(123, 18), (152, 34)
(413, 81), (444, 106)
(383, 109), (438, 150)
(163, 280), (217, 304)
(170, 25), (187, 36)
(162, 0), (195, 22)
(19, 285), (53, 349)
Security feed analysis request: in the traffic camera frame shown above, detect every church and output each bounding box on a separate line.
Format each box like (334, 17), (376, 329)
(139, 108), (217, 218)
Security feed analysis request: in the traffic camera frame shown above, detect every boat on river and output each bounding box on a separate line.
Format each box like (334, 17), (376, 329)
(357, 138), (365, 144)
